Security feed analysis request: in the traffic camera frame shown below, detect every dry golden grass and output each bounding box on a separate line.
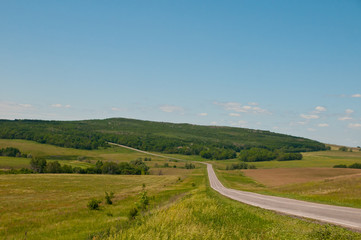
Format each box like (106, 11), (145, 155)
(242, 168), (361, 187)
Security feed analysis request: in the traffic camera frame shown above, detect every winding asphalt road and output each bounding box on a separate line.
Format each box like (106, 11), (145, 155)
(109, 142), (361, 231)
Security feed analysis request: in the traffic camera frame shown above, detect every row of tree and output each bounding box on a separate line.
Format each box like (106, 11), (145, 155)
(334, 163), (361, 169)
(226, 162), (256, 170)
(239, 148), (303, 162)
(29, 158), (150, 175)
(0, 147), (27, 158)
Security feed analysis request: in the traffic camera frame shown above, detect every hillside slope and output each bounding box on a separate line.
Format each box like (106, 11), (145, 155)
(0, 118), (326, 158)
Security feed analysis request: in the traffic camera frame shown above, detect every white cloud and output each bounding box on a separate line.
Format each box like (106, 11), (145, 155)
(345, 109), (354, 114)
(159, 105), (184, 113)
(314, 106), (327, 112)
(229, 113), (240, 117)
(214, 101), (269, 114)
(307, 128), (316, 132)
(318, 123), (329, 127)
(198, 113), (208, 116)
(351, 94), (361, 98)
(210, 121), (218, 125)
(348, 123), (361, 129)
(338, 116), (352, 121)
(300, 114), (319, 120)
(19, 104), (32, 108)
(51, 104), (71, 109)
(51, 104), (63, 108)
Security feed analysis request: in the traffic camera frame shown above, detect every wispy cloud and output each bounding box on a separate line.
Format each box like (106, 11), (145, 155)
(348, 123), (361, 129)
(300, 114), (319, 120)
(159, 105), (184, 114)
(318, 123), (329, 127)
(351, 94), (361, 98)
(307, 128), (316, 132)
(338, 116), (352, 121)
(198, 112), (208, 116)
(51, 104), (71, 109)
(214, 101), (269, 114)
(229, 113), (240, 117)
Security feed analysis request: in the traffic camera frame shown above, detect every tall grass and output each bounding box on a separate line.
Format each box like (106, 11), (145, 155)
(107, 180), (361, 240)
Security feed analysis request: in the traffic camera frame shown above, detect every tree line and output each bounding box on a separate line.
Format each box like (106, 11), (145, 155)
(239, 148), (303, 162)
(28, 158), (150, 175)
(0, 147), (28, 158)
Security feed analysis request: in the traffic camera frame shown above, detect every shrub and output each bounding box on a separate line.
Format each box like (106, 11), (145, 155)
(339, 146), (348, 152)
(105, 191), (115, 205)
(128, 207), (138, 220)
(333, 164), (347, 168)
(185, 163), (195, 169)
(226, 162), (257, 170)
(87, 199), (102, 210)
(348, 163), (361, 169)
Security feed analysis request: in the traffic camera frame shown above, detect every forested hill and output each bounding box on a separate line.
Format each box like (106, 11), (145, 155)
(0, 118), (326, 159)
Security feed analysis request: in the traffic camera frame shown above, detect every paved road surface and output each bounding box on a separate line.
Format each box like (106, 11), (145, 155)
(109, 142), (361, 231)
(206, 162), (361, 231)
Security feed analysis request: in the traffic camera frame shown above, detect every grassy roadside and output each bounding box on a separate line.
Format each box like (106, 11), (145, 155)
(106, 169), (361, 240)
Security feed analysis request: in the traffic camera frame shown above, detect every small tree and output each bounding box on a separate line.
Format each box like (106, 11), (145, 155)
(30, 158), (47, 173)
(136, 184), (149, 211)
(105, 191), (115, 205)
(45, 161), (62, 173)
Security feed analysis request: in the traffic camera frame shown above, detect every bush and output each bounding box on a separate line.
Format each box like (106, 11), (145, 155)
(87, 199), (102, 210)
(105, 191), (115, 205)
(128, 207), (138, 220)
(333, 164), (347, 168)
(30, 158), (47, 173)
(339, 146), (348, 152)
(348, 163), (361, 169)
(185, 163), (195, 169)
(277, 152), (302, 161)
(226, 162), (257, 170)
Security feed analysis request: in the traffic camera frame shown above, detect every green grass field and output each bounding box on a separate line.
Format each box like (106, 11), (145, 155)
(1, 139), (361, 239)
(0, 171), (202, 240)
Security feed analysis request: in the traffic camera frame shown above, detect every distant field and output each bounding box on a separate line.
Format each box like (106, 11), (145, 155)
(243, 168), (361, 187)
(209, 149), (361, 169)
(0, 139), (174, 170)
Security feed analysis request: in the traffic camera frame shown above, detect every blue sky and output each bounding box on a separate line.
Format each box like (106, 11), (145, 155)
(1, 1), (360, 146)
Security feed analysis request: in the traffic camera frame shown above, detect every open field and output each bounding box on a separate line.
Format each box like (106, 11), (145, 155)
(211, 149), (361, 208)
(209, 149), (361, 170)
(0, 139), (185, 170)
(1, 139), (361, 238)
(0, 170), (202, 240)
(243, 168), (361, 187)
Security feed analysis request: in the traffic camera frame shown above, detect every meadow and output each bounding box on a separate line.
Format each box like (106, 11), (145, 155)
(1, 139), (361, 239)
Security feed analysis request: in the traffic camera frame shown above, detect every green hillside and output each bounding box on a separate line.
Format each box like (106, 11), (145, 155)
(0, 118), (326, 159)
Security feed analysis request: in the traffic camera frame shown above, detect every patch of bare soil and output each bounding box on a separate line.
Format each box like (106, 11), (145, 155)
(242, 168), (361, 187)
